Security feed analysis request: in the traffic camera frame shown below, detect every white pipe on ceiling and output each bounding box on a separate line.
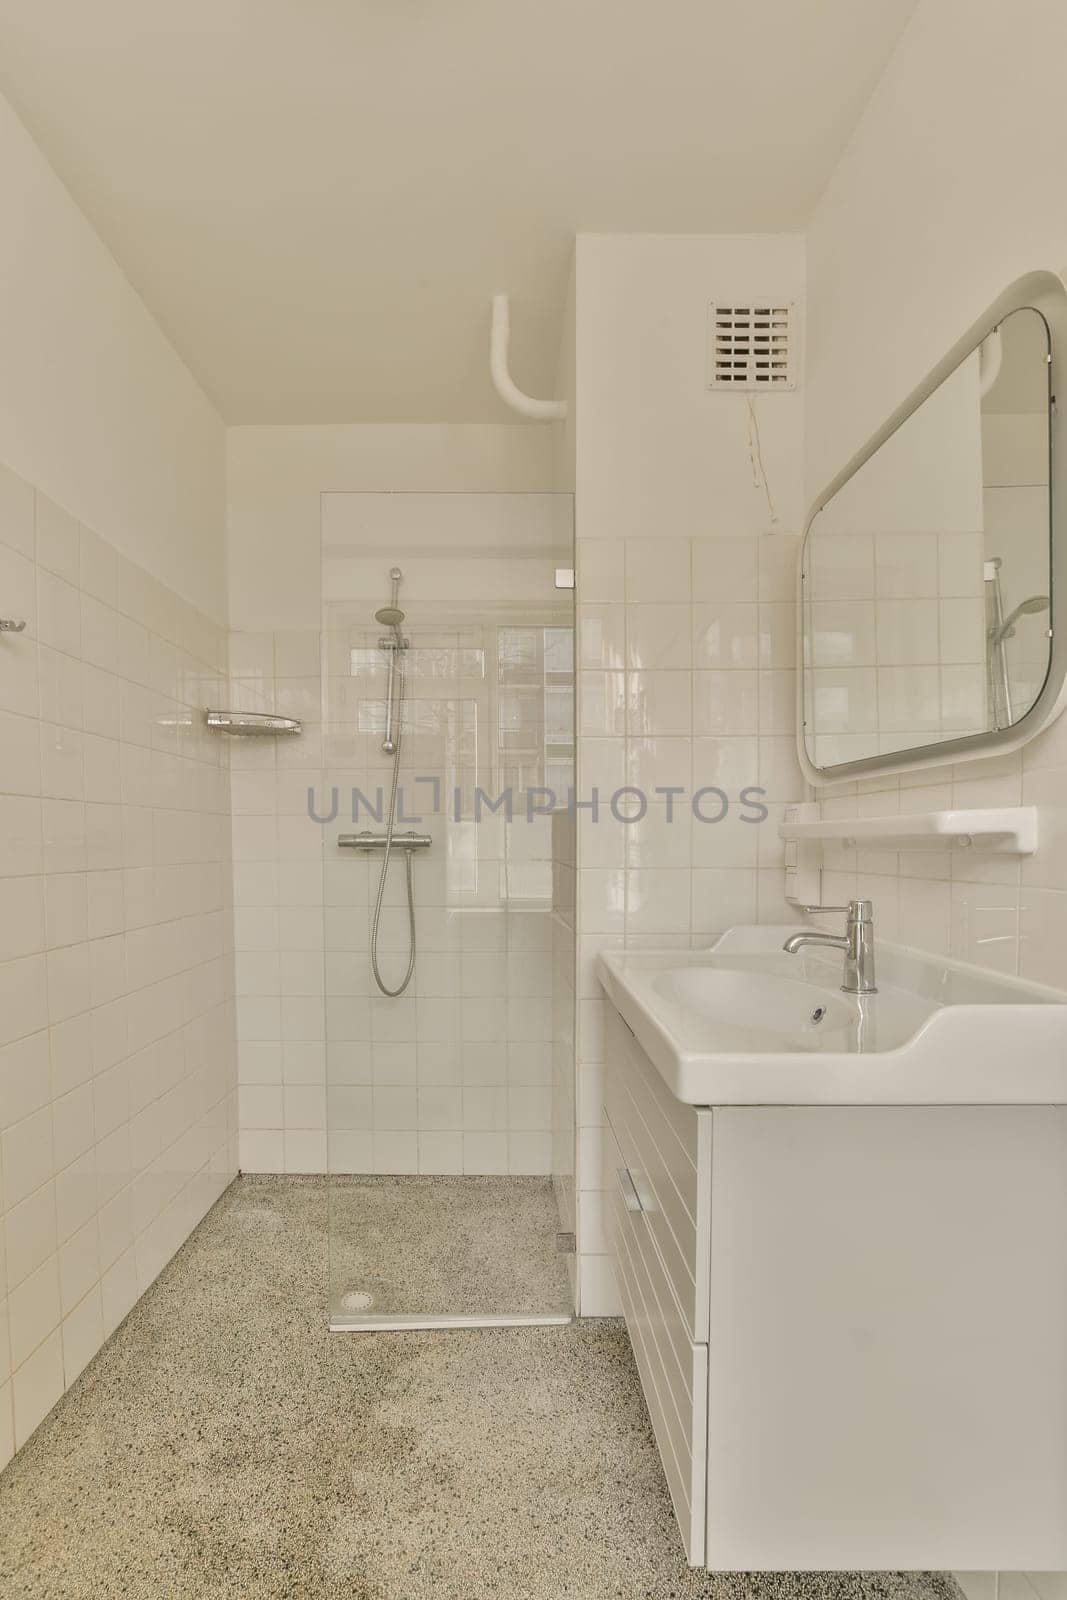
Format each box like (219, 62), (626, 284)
(490, 293), (567, 421)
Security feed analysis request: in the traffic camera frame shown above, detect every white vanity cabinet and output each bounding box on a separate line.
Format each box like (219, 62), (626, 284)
(602, 1001), (1067, 1573)
(602, 1003), (712, 1563)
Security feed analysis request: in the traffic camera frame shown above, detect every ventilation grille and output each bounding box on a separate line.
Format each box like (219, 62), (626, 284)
(708, 302), (796, 391)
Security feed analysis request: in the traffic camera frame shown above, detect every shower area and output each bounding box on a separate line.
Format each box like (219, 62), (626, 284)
(318, 492), (576, 1329)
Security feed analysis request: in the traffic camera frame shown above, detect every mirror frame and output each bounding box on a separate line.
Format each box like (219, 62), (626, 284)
(798, 268), (1067, 785)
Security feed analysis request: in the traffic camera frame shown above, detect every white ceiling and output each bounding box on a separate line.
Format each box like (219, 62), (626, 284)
(0, 0), (916, 423)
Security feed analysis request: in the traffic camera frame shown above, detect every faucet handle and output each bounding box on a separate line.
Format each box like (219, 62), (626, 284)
(800, 898), (873, 921)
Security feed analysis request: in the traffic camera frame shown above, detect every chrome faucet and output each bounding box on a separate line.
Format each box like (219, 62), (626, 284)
(782, 900), (877, 995)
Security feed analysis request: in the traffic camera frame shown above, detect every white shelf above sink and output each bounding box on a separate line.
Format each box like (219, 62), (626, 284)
(779, 805), (1038, 855)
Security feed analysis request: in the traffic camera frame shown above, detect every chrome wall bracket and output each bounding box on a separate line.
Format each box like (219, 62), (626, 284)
(0, 617), (27, 632)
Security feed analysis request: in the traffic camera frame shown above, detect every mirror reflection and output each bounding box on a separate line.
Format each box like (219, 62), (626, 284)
(802, 306), (1051, 770)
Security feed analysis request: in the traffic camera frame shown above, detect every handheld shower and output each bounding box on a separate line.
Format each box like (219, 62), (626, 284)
(989, 593), (1049, 647)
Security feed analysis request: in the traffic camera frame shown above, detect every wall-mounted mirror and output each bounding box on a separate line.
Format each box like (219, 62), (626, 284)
(800, 271), (1067, 782)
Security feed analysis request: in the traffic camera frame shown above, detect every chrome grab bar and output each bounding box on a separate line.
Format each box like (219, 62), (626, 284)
(338, 831), (432, 851)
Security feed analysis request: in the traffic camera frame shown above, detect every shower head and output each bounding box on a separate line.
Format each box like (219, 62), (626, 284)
(375, 566), (405, 631)
(1012, 594), (1050, 618)
(990, 593), (1050, 646)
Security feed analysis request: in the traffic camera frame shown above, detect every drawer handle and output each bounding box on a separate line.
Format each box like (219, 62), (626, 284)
(616, 1166), (643, 1213)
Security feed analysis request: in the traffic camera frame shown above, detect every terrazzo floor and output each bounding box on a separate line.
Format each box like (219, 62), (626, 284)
(0, 1176), (962, 1600)
(328, 1173), (572, 1319)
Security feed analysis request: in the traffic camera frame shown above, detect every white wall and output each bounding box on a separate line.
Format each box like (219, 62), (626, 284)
(0, 474), (236, 1471)
(550, 257), (576, 495)
(806, 354), (987, 767)
(0, 86), (235, 1470)
(572, 233), (807, 1313)
(227, 424), (553, 631)
(233, 491), (573, 1180)
(0, 92), (226, 622)
(804, 0), (1067, 991)
(806, 0), (1067, 500)
(226, 425), (567, 1183)
(576, 234), (805, 541)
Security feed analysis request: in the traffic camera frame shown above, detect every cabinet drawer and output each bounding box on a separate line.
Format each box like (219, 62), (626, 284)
(604, 1005), (711, 1341)
(604, 1115), (708, 1566)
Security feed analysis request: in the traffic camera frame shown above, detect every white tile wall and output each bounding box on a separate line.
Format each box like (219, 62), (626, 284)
(811, 707), (1067, 989)
(233, 493), (575, 1180)
(803, 391), (1067, 988)
(228, 630), (325, 1175)
(0, 465), (237, 1469)
(231, 624), (571, 1178)
(552, 808), (576, 1295)
(574, 532), (804, 1312)
(807, 527), (986, 768)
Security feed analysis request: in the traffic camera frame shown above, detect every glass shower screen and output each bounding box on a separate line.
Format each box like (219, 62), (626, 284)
(319, 493), (576, 1329)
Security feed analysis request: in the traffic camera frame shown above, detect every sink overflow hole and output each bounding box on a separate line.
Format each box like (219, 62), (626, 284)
(810, 1006), (826, 1024)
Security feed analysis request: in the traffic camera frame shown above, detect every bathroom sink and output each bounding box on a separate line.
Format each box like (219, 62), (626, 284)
(651, 967), (858, 1048)
(596, 925), (1067, 1106)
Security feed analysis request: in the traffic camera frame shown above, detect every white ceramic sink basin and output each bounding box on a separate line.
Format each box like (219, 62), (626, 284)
(597, 925), (1067, 1106)
(652, 967), (858, 1048)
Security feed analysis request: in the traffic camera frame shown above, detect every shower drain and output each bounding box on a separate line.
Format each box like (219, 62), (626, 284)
(340, 1289), (375, 1312)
